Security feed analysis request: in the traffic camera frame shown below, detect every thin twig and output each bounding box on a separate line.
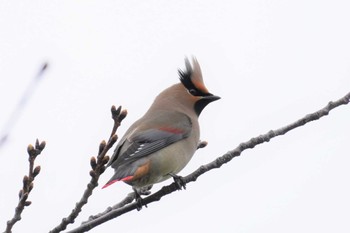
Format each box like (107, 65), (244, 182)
(4, 139), (46, 233)
(67, 91), (350, 233)
(49, 106), (127, 233)
(0, 63), (48, 150)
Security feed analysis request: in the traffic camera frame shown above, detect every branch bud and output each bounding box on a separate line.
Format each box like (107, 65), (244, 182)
(23, 175), (29, 187)
(35, 139), (40, 149)
(197, 141), (208, 149)
(118, 109), (128, 121)
(39, 141), (46, 151)
(90, 157), (97, 170)
(27, 144), (35, 156)
(89, 170), (96, 178)
(102, 156), (110, 165)
(33, 166), (41, 177)
(99, 140), (107, 154)
(110, 134), (118, 144)
(24, 201), (32, 206)
(111, 105), (122, 119)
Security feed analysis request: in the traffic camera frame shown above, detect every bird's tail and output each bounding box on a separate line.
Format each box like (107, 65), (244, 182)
(102, 175), (133, 189)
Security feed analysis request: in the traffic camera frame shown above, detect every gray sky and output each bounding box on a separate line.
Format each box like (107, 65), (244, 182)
(1, 1), (350, 232)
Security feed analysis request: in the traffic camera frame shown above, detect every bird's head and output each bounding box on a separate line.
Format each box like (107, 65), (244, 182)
(149, 57), (220, 117)
(178, 57), (220, 116)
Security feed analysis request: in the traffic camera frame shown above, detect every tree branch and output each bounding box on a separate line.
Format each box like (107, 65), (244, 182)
(4, 139), (45, 233)
(49, 106), (127, 233)
(67, 91), (350, 233)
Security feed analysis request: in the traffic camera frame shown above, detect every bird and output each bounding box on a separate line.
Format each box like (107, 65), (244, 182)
(103, 57), (220, 207)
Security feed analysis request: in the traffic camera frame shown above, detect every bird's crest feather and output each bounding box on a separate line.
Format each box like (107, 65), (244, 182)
(178, 57), (209, 94)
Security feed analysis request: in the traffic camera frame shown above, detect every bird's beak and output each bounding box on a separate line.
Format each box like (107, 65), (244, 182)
(204, 94), (221, 102)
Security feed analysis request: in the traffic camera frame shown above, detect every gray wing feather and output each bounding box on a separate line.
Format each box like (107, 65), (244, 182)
(112, 128), (189, 168)
(108, 111), (192, 169)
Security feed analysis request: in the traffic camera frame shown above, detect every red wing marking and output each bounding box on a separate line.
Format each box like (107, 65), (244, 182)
(159, 127), (184, 134)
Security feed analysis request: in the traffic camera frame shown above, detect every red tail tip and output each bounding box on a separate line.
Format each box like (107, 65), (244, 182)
(102, 176), (134, 189)
(102, 180), (118, 189)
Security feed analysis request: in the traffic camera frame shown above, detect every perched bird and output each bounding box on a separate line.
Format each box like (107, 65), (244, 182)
(103, 57), (220, 204)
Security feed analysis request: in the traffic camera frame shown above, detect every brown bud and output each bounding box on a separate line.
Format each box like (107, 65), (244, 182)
(110, 134), (118, 144)
(89, 170), (96, 178)
(197, 141), (208, 149)
(90, 157), (97, 170)
(111, 105), (121, 118)
(35, 139), (40, 148)
(27, 144), (39, 158)
(33, 166), (41, 177)
(99, 140), (106, 154)
(118, 109), (128, 121)
(39, 141), (46, 150)
(102, 156), (110, 165)
(23, 175), (29, 187)
(27, 144), (34, 155)
(24, 201), (32, 206)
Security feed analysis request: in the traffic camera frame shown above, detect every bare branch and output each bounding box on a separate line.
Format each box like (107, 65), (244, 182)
(67, 91), (350, 233)
(0, 63), (48, 151)
(48, 106), (127, 233)
(4, 139), (45, 233)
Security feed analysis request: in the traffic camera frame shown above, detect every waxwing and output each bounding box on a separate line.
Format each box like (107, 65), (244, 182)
(103, 57), (220, 198)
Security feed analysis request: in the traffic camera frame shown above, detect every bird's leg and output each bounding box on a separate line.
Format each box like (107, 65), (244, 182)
(133, 188), (148, 211)
(169, 173), (186, 190)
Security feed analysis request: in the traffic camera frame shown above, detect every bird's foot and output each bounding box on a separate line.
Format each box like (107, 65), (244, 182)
(133, 188), (148, 211)
(169, 173), (186, 190)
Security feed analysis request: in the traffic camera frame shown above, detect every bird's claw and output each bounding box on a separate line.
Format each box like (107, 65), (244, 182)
(133, 189), (148, 211)
(169, 173), (186, 190)
(135, 196), (145, 211)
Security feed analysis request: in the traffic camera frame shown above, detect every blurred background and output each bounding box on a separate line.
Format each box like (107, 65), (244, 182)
(0, 1), (349, 232)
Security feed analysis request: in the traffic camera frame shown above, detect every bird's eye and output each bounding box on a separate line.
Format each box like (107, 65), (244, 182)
(189, 89), (198, 96)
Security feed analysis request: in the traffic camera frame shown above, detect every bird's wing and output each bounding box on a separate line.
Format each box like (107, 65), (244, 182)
(108, 112), (192, 168)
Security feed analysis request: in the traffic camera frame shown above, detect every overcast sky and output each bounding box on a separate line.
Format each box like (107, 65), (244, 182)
(1, 1), (350, 232)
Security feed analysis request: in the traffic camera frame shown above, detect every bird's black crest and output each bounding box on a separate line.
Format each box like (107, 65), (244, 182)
(178, 58), (211, 99)
(178, 68), (196, 91)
